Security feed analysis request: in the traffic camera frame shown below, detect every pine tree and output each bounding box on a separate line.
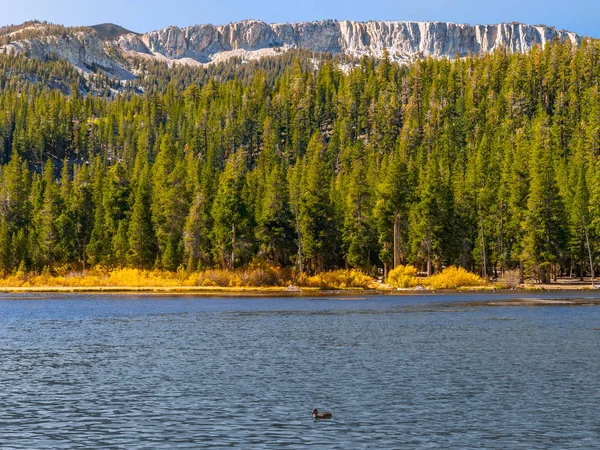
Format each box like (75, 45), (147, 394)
(0, 41), (596, 279)
(257, 162), (295, 266)
(298, 133), (335, 273)
(127, 163), (156, 269)
(522, 118), (568, 283)
(341, 144), (375, 270)
(71, 164), (94, 270)
(374, 152), (411, 277)
(87, 159), (108, 267)
(570, 157), (594, 284)
(211, 149), (249, 269)
(183, 190), (212, 270)
(37, 160), (61, 270)
(0, 152), (30, 271)
(151, 134), (189, 270)
(55, 161), (77, 265)
(410, 156), (445, 276)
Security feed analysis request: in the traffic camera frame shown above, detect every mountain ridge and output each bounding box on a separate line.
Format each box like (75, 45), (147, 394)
(0, 19), (585, 78)
(91, 23), (138, 41)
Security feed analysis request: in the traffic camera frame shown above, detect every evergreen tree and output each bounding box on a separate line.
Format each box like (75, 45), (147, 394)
(341, 144), (375, 270)
(127, 163), (156, 268)
(151, 135), (189, 270)
(37, 160), (61, 270)
(0, 41), (596, 279)
(374, 152), (411, 277)
(211, 149), (249, 269)
(257, 162), (296, 266)
(521, 118), (568, 283)
(570, 157), (594, 283)
(298, 133), (335, 273)
(410, 156), (446, 276)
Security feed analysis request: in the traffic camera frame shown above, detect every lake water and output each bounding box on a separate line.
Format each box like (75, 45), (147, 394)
(1, 291), (599, 449)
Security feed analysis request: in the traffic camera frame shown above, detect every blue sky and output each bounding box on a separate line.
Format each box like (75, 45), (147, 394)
(3, 0), (599, 37)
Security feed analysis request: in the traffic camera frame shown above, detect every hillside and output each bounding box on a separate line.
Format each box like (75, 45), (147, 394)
(0, 39), (598, 284)
(0, 19), (583, 81)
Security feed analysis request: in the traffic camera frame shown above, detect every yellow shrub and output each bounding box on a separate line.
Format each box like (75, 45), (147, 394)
(106, 268), (181, 287)
(237, 264), (291, 287)
(228, 274), (243, 287)
(195, 269), (234, 287)
(0, 266), (371, 290)
(201, 278), (217, 287)
(423, 266), (485, 289)
(0, 270), (29, 287)
(300, 269), (374, 289)
(387, 264), (419, 288)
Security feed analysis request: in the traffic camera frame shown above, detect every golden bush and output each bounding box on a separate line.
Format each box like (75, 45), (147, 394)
(0, 266), (373, 290)
(387, 264), (419, 288)
(299, 269), (374, 289)
(423, 266), (485, 290)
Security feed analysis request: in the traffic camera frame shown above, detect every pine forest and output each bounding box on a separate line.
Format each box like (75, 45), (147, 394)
(1, 40), (600, 285)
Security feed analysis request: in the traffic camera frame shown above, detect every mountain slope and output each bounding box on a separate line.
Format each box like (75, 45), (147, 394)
(118, 20), (581, 63)
(91, 23), (137, 41)
(0, 19), (584, 78)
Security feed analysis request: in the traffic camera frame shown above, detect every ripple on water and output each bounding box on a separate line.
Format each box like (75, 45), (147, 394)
(0, 294), (599, 448)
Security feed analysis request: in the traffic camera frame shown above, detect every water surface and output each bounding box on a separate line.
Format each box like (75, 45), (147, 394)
(1, 291), (599, 448)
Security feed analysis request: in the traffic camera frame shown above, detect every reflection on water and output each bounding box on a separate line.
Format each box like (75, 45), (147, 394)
(0, 292), (599, 448)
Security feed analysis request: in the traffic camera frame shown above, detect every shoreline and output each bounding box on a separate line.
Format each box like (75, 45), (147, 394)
(0, 284), (599, 296)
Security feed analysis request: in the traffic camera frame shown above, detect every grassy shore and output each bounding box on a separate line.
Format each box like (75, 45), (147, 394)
(0, 285), (317, 294)
(0, 267), (374, 294)
(0, 267), (597, 294)
(0, 283), (597, 295)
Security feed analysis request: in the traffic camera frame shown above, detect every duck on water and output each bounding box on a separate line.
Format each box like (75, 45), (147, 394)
(312, 408), (333, 419)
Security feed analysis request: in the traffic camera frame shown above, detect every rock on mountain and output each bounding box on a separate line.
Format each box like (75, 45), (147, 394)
(0, 22), (134, 78)
(116, 20), (581, 63)
(0, 19), (583, 77)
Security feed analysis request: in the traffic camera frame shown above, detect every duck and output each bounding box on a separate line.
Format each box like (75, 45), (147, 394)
(312, 408), (333, 419)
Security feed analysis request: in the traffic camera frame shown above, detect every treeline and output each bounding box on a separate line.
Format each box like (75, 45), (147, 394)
(0, 48), (363, 98)
(1, 40), (600, 282)
(0, 21), (92, 46)
(124, 49), (365, 95)
(0, 52), (85, 94)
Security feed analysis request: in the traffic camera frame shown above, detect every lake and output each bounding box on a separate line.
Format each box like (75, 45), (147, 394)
(1, 292), (599, 449)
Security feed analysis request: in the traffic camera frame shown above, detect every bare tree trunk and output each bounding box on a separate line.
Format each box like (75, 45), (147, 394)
(584, 223), (595, 288)
(426, 233), (432, 277)
(296, 218), (303, 275)
(519, 260), (524, 284)
(570, 260), (574, 278)
(231, 223), (236, 269)
(393, 213), (400, 269)
(499, 200), (505, 277)
(480, 219), (487, 279)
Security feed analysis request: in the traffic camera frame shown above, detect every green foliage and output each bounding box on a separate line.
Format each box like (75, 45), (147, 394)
(0, 40), (597, 282)
(521, 117), (568, 282)
(128, 163), (156, 268)
(211, 150), (249, 269)
(298, 134), (336, 273)
(257, 162), (296, 266)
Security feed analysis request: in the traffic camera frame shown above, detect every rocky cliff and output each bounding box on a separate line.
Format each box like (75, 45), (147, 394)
(0, 20), (583, 76)
(0, 22), (133, 78)
(116, 20), (581, 63)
